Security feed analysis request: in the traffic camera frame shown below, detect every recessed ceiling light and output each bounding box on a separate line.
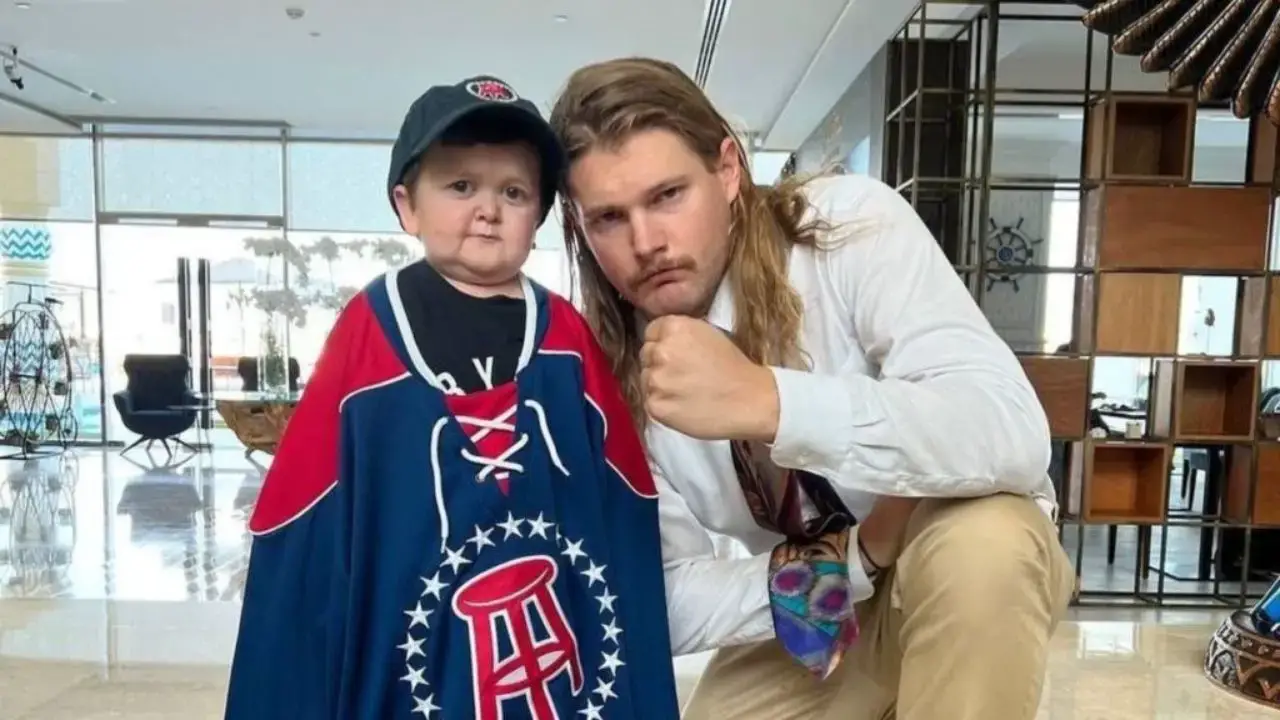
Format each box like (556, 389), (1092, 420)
(15, 1), (32, 9)
(553, 14), (569, 23)
(309, 31), (321, 38)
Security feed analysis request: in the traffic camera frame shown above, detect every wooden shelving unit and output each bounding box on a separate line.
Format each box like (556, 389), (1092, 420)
(1085, 95), (1195, 182)
(1079, 272), (1180, 354)
(1044, 90), (1279, 599)
(1149, 360), (1258, 442)
(884, 3), (1280, 606)
(1067, 441), (1170, 523)
(1019, 356), (1089, 438)
(1081, 185), (1270, 272)
(1074, 92), (1279, 550)
(1226, 444), (1280, 526)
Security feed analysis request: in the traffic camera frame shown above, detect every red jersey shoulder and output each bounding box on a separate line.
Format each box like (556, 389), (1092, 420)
(540, 295), (616, 378)
(247, 291), (410, 535)
(539, 293), (657, 499)
(335, 291), (412, 403)
(539, 294), (587, 359)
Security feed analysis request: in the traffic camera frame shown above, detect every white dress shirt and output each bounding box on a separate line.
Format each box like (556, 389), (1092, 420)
(648, 175), (1057, 656)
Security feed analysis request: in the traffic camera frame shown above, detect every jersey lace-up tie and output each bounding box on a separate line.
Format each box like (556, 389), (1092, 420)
(430, 399), (569, 550)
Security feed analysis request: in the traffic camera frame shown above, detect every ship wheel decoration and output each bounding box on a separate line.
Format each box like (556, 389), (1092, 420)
(1068, 0), (1280, 125)
(985, 216), (1043, 292)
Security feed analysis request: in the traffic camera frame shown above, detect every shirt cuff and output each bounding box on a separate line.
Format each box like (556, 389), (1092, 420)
(845, 523), (876, 604)
(767, 366), (857, 479)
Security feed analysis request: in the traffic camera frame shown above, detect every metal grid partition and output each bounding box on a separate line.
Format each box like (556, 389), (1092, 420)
(884, 0), (1280, 609)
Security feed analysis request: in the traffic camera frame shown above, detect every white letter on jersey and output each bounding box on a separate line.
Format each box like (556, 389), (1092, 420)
(473, 356), (495, 390)
(435, 372), (463, 396)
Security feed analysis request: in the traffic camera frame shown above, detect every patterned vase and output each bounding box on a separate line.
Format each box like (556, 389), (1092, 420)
(257, 312), (289, 398)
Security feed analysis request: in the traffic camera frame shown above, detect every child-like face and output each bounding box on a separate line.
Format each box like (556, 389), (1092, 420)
(393, 141), (541, 292)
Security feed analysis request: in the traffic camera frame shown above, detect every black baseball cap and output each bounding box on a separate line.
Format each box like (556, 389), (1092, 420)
(387, 75), (564, 225)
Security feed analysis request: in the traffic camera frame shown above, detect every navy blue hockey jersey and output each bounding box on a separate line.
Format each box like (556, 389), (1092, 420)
(224, 272), (680, 720)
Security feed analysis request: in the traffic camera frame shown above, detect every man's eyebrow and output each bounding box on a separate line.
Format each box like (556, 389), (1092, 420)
(646, 174), (690, 195)
(580, 175), (691, 219)
(578, 201), (621, 220)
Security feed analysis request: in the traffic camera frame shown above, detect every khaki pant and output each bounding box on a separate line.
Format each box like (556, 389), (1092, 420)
(681, 493), (1074, 720)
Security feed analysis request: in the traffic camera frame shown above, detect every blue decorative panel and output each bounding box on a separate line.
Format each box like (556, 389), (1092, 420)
(0, 226), (53, 263)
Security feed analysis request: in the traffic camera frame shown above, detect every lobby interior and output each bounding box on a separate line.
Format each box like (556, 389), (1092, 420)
(2, 0), (1279, 717)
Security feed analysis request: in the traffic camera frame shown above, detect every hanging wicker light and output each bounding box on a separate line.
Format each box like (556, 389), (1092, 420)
(1067, 0), (1280, 124)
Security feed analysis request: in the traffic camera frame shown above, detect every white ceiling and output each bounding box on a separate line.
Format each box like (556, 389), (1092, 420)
(0, 0), (919, 150)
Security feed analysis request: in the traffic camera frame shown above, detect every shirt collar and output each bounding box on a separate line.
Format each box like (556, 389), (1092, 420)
(705, 275), (735, 332)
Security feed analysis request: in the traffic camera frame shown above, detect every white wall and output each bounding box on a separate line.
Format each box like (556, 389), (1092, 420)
(792, 47), (887, 177)
(980, 137), (1064, 352)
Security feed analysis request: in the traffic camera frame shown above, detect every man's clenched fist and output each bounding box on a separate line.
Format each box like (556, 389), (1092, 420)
(640, 316), (780, 441)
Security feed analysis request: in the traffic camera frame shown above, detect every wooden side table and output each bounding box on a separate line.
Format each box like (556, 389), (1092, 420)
(211, 392), (301, 456)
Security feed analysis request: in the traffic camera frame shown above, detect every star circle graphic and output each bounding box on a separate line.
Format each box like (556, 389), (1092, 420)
(398, 512), (624, 719)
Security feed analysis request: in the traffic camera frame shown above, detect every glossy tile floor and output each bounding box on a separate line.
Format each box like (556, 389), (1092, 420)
(0, 448), (1274, 719)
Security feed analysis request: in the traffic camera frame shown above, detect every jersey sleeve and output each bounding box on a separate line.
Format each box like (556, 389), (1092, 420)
(225, 298), (363, 720)
(576, 320), (681, 718)
(225, 484), (350, 719)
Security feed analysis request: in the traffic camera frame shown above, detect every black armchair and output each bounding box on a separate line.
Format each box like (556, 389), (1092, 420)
(113, 354), (198, 457)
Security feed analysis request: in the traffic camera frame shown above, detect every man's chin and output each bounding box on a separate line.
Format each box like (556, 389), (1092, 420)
(638, 285), (711, 319)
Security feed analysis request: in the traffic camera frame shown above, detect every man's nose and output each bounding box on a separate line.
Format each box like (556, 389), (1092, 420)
(631, 214), (666, 259)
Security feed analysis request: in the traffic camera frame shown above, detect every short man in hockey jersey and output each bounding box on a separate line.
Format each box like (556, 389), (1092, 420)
(224, 75), (681, 720)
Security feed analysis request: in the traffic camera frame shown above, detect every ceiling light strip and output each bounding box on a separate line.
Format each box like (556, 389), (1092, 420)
(695, 0), (732, 87)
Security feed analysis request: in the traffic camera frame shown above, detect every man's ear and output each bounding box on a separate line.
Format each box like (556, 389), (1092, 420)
(391, 184), (417, 235)
(716, 136), (743, 205)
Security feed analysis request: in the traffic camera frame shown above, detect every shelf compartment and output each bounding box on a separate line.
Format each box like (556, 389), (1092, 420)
(1081, 185), (1270, 272)
(1149, 360), (1257, 441)
(1085, 95), (1194, 181)
(1019, 356), (1089, 439)
(1226, 444), (1280, 527)
(1068, 441), (1170, 523)
(1086, 272), (1181, 355)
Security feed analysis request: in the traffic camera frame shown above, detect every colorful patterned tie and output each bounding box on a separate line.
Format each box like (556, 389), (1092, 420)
(730, 439), (859, 680)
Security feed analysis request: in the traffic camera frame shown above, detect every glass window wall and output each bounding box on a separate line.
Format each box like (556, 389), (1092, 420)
(284, 230), (421, 382)
(99, 138), (284, 218)
(0, 135), (103, 444)
(0, 127), (578, 447)
(287, 142), (398, 233)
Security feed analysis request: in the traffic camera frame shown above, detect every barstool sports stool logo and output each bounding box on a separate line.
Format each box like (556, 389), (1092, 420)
(466, 79), (518, 103)
(399, 512), (625, 719)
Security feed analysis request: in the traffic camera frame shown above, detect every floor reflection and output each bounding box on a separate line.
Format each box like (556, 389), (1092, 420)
(0, 448), (263, 603)
(0, 449), (1273, 718)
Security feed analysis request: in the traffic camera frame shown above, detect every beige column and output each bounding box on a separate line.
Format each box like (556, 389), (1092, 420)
(0, 135), (58, 287)
(0, 135), (58, 440)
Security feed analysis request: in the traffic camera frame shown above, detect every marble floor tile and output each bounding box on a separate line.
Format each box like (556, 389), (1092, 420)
(2, 602), (1272, 718)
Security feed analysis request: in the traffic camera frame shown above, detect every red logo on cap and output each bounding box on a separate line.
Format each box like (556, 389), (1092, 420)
(466, 80), (517, 103)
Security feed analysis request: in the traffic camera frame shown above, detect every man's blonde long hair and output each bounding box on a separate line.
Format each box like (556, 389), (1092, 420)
(550, 57), (827, 426)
